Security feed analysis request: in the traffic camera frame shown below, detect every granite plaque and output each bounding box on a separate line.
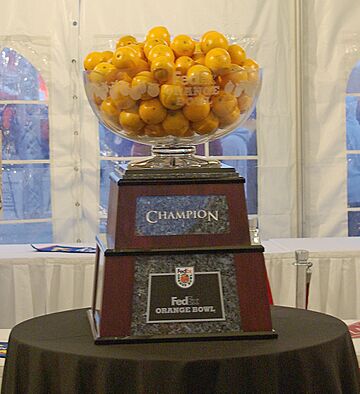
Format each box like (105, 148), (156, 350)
(146, 271), (225, 323)
(135, 195), (230, 236)
(131, 253), (241, 336)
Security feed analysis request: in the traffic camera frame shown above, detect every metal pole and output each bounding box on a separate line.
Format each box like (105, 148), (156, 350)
(249, 216), (260, 245)
(294, 0), (305, 237)
(294, 249), (312, 309)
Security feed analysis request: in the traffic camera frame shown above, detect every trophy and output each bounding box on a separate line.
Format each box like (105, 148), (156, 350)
(84, 27), (275, 343)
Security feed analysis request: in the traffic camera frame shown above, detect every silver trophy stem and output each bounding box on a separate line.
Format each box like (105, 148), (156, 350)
(294, 250), (312, 309)
(127, 144), (220, 169)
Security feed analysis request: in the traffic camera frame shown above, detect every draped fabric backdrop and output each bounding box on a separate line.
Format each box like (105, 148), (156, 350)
(0, 0), (359, 241)
(302, 1), (358, 237)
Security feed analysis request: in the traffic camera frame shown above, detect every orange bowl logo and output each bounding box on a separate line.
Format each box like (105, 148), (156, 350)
(175, 267), (194, 288)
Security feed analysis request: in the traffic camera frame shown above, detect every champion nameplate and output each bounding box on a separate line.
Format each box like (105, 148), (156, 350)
(135, 195), (230, 236)
(145, 209), (219, 224)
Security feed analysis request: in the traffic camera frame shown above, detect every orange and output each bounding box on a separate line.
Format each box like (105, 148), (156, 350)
(218, 64), (248, 89)
(100, 97), (119, 118)
(211, 91), (237, 117)
(242, 59), (260, 82)
(144, 123), (168, 137)
(135, 71), (155, 79)
(193, 53), (206, 66)
(139, 98), (167, 124)
(191, 111), (219, 134)
(243, 58), (259, 79)
(243, 58), (259, 70)
(186, 65), (214, 87)
(143, 38), (168, 58)
(201, 30), (217, 41)
(84, 52), (105, 70)
(183, 128), (195, 137)
(127, 44), (145, 60)
(227, 44), (246, 66)
(116, 35), (137, 48)
(146, 26), (171, 45)
(170, 35), (195, 57)
(112, 47), (138, 70)
(151, 56), (175, 84)
(110, 81), (136, 109)
(131, 71), (157, 100)
(119, 108), (145, 133)
(101, 51), (114, 62)
(132, 58), (150, 76)
(205, 48), (231, 75)
(148, 44), (175, 63)
(237, 92), (253, 113)
(175, 56), (195, 75)
(183, 95), (210, 122)
(219, 106), (240, 127)
(113, 95), (136, 110)
(159, 84), (186, 110)
(200, 31), (228, 53)
(192, 42), (205, 64)
(193, 41), (203, 55)
(112, 71), (132, 84)
(89, 62), (117, 83)
(162, 110), (189, 136)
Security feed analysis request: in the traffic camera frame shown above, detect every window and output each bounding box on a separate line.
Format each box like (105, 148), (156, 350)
(0, 48), (51, 243)
(346, 60), (360, 236)
(99, 123), (135, 232)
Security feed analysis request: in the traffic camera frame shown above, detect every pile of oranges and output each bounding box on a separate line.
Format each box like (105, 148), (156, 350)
(83, 26), (260, 139)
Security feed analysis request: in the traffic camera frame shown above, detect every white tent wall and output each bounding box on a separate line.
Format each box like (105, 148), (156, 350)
(1, 0), (357, 242)
(0, 0), (86, 242)
(302, 0), (360, 237)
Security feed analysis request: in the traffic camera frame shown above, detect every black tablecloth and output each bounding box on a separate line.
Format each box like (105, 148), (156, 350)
(2, 306), (359, 394)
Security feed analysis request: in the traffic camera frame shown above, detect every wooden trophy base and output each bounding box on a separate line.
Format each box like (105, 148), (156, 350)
(90, 166), (276, 344)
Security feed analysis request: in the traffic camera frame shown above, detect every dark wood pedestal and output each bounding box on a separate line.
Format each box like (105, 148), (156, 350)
(89, 167), (276, 343)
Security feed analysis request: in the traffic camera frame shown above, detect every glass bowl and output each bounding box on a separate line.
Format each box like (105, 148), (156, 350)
(83, 45), (261, 169)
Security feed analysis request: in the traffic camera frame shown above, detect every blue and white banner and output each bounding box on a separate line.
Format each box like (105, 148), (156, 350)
(31, 244), (96, 253)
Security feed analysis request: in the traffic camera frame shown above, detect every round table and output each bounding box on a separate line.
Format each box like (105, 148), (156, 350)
(2, 307), (359, 394)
